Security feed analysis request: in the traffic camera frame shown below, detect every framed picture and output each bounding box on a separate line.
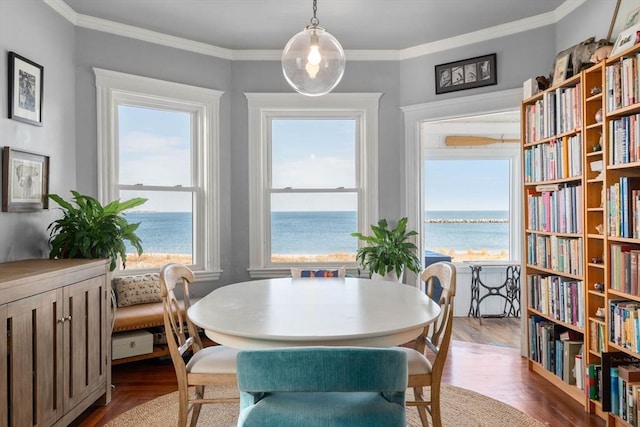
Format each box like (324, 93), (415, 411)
(8, 52), (43, 126)
(608, 0), (640, 42)
(610, 22), (640, 56)
(434, 53), (497, 94)
(552, 53), (571, 86)
(1, 147), (49, 212)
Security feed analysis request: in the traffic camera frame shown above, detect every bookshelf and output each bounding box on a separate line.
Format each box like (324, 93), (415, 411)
(522, 68), (587, 407)
(523, 42), (640, 425)
(602, 41), (640, 427)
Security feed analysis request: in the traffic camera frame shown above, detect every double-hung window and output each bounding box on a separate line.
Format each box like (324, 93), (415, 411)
(246, 93), (380, 277)
(95, 69), (222, 279)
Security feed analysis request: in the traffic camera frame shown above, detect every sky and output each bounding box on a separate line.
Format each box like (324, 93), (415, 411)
(118, 106), (510, 213)
(424, 159), (510, 211)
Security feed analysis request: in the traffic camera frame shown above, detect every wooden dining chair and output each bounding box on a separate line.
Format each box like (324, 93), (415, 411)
(160, 263), (239, 427)
(398, 261), (456, 427)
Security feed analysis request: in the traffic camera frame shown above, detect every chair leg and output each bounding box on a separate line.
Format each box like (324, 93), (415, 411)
(189, 385), (205, 427)
(431, 391), (441, 427)
(177, 388), (189, 427)
(413, 386), (430, 427)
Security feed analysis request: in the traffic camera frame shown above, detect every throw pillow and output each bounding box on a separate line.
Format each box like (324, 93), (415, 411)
(291, 266), (346, 278)
(114, 273), (162, 307)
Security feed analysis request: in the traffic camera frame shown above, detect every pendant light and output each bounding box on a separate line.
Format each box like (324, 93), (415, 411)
(281, 0), (346, 96)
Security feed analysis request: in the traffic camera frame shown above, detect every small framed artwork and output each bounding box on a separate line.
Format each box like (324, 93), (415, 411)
(610, 22), (640, 56)
(8, 52), (44, 126)
(552, 53), (571, 86)
(435, 53), (497, 94)
(1, 147), (49, 212)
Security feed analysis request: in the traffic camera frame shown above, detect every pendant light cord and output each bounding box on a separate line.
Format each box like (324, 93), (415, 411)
(310, 0), (319, 27)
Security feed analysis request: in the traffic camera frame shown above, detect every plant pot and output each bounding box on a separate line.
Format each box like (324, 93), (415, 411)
(372, 269), (403, 283)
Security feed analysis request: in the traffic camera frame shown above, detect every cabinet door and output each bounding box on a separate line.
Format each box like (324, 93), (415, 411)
(4, 289), (64, 427)
(63, 276), (108, 411)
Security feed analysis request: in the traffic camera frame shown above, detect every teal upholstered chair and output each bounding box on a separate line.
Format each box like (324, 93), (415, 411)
(236, 347), (408, 427)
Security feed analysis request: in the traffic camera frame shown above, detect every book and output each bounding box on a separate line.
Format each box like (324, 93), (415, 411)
(602, 352), (640, 411)
(563, 341), (583, 385)
(587, 364), (601, 401)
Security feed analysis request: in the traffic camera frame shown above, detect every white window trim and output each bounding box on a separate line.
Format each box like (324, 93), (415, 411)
(401, 88), (522, 287)
(246, 93), (381, 278)
(94, 68), (223, 280)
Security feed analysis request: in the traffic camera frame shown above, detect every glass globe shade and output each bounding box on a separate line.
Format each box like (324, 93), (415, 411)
(281, 26), (346, 96)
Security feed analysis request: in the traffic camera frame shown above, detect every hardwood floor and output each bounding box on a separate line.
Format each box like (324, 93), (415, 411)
(72, 317), (605, 427)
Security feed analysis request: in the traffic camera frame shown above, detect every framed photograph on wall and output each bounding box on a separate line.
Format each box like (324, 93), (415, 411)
(8, 52), (44, 126)
(435, 53), (497, 94)
(1, 147), (49, 212)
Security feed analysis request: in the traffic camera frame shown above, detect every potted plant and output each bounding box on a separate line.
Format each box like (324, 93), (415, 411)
(351, 217), (421, 282)
(47, 190), (147, 271)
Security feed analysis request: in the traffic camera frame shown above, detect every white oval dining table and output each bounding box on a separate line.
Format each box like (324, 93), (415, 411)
(187, 277), (441, 349)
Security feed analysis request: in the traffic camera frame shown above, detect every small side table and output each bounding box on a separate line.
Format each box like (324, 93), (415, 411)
(466, 261), (521, 320)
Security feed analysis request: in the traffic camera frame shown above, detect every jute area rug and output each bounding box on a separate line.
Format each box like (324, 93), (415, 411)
(105, 384), (547, 427)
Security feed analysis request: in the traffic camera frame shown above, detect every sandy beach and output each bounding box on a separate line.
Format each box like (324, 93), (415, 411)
(125, 248), (508, 270)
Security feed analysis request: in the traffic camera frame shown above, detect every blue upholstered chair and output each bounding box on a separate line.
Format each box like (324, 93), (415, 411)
(236, 347), (408, 427)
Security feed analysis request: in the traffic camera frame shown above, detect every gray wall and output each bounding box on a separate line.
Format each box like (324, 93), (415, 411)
(0, 0), (615, 291)
(0, 0), (75, 262)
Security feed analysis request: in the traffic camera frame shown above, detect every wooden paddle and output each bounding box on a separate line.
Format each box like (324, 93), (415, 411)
(445, 135), (520, 146)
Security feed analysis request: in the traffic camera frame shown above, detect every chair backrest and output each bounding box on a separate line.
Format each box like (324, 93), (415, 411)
(418, 261), (456, 368)
(159, 263), (202, 375)
(290, 266), (346, 278)
(237, 346), (407, 405)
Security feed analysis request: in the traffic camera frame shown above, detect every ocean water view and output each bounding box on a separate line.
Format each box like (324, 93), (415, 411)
(125, 210), (509, 257)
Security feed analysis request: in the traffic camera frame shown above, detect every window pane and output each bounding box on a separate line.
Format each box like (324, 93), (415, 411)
(423, 159), (510, 262)
(271, 119), (356, 188)
(120, 190), (193, 269)
(270, 193), (357, 263)
(118, 105), (191, 186)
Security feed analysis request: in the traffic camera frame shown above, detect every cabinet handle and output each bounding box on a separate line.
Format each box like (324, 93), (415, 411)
(66, 315), (72, 321)
(57, 316), (73, 323)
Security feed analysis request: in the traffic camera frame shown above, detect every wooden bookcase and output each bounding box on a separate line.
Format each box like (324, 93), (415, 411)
(522, 67), (588, 407)
(522, 42), (640, 424)
(601, 41), (640, 427)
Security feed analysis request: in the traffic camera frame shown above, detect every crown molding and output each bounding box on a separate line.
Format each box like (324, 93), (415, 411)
(46, 0), (586, 62)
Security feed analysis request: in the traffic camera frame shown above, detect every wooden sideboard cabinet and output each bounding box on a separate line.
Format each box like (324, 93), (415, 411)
(0, 259), (111, 427)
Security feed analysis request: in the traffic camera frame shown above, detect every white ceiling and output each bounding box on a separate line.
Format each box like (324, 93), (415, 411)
(58, 0), (571, 51)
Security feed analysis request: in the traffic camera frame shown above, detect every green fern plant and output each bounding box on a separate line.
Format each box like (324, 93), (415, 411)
(351, 217), (421, 278)
(47, 191), (147, 271)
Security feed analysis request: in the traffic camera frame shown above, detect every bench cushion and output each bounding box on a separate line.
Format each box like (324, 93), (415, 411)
(112, 299), (197, 332)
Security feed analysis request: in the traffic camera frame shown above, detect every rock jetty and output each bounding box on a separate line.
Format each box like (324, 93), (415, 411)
(425, 218), (508, 223)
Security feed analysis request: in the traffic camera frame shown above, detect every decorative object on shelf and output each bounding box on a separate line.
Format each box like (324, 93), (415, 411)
(1, 146), (49, 212)
(8, 52), (43, 126)
(552, 37), (611, 83)
(610, 22), (640, 56)
(47, 190), (147, 271)
(591, 257), (604, 264)
(536, 75), (551, 91)
(608, 0), (640, 42)
(552, 52), (571, 86)
(595, 224), (604, 234)
(595, 307), (606, 318)
(281, 0), (345, 97)
(434, 53), (497, 94)
(589, 45), (613, 63)
(595, 108), (603, 123)
(594, 282), (605, 292)
(590, 85), (602, 95)
(351, 217), (421, 282)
